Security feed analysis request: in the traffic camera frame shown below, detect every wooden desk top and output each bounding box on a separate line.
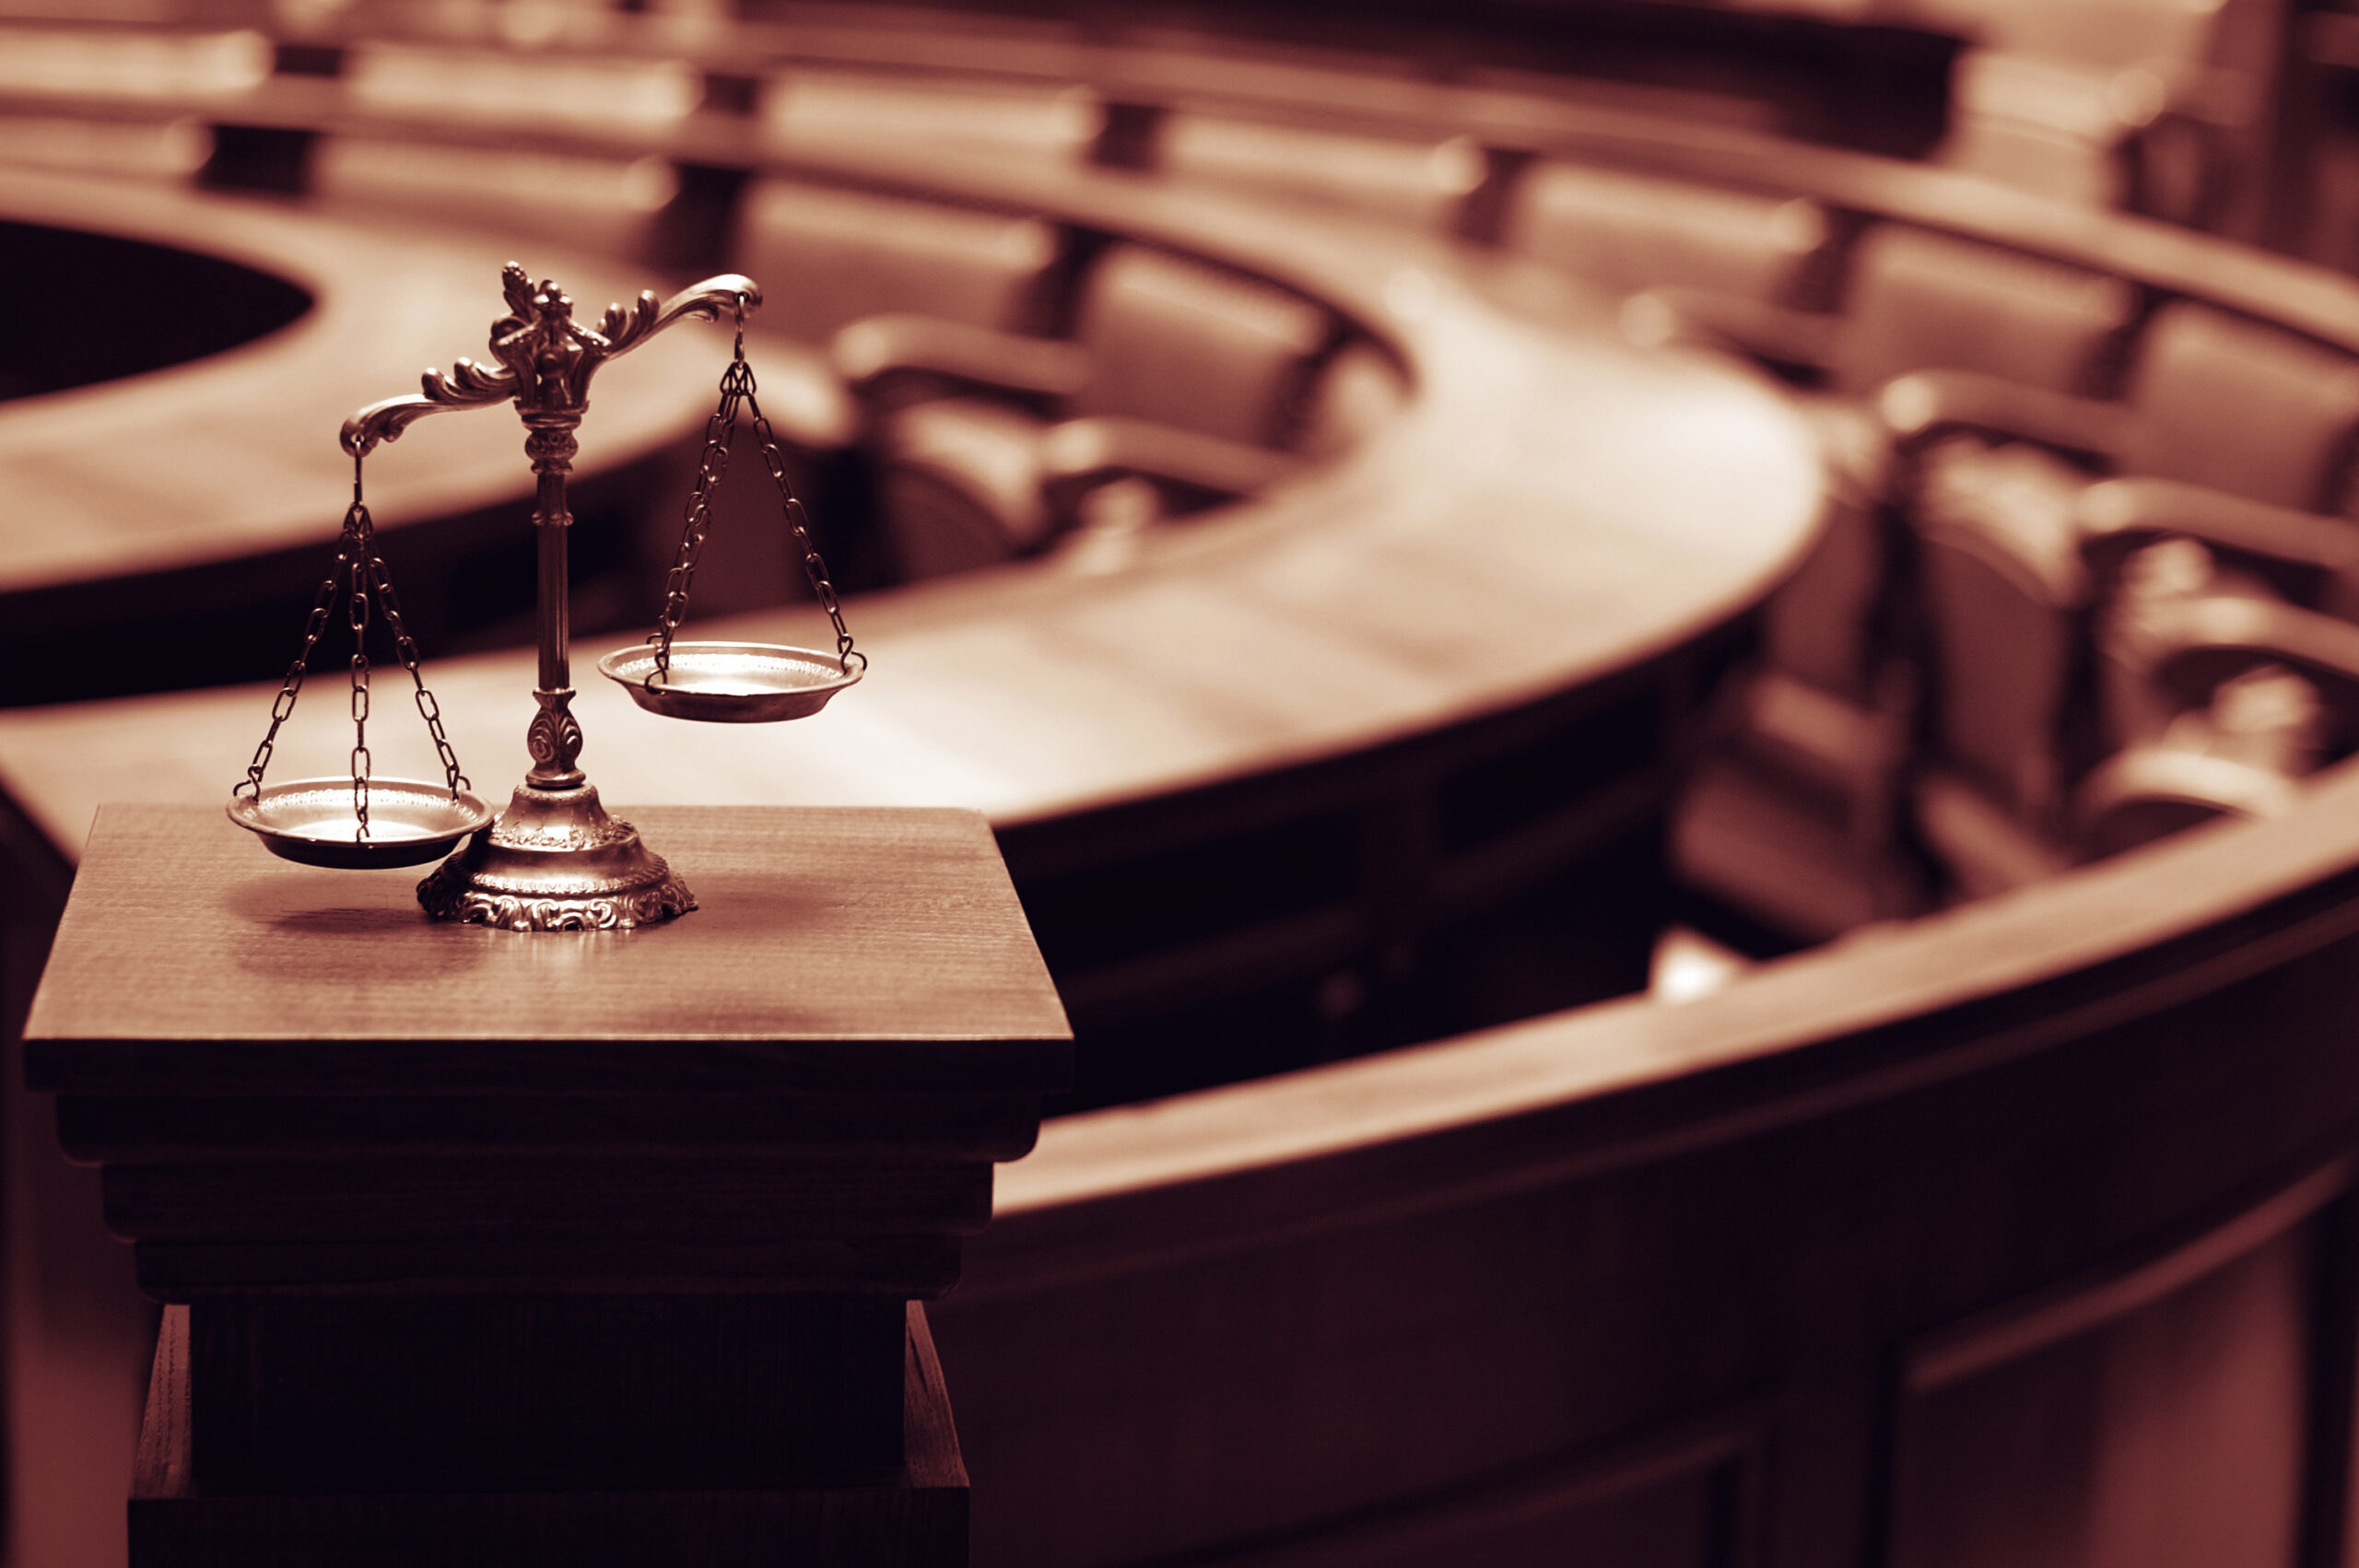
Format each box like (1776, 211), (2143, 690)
(25, 803), (1070, 1094)
(0, 166), (719, 598)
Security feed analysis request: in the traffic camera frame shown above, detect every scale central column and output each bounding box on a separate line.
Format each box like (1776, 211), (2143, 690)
(525, 421), (583, 790)
(414, 411), (695, 931)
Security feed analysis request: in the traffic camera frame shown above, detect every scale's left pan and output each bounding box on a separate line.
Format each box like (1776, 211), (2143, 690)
(228, 778), (494, 870)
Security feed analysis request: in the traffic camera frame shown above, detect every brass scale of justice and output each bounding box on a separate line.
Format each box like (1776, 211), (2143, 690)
(226, 263), (863, 930)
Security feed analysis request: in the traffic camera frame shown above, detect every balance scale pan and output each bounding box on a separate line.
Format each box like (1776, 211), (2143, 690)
(598, 641), (862, 723)
(228, 778), (495, 869)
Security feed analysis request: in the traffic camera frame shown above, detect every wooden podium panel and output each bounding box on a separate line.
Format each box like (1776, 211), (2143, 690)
(24, 803), (1066, 1567)
(130, 1302), (970, 1568)
(27, 805), (1069, 1086)
(25, 803), (1069, 1300)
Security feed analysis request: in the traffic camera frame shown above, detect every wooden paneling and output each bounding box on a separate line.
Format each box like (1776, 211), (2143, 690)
(1180, 1416), (1763, 1568)
(1887, 1172), (2334, 1568)
(18, 18), (2359, 1568)
(128, 1302), (970, 1568)
(928, 761), (2359, 1566)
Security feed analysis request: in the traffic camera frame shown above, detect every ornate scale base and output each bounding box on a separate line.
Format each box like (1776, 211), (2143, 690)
(417, 782), (695, 931)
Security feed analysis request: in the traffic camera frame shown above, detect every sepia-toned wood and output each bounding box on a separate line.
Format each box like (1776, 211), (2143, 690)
(1886, 1170), (2344, 1568)
(21, 17), (2359, 1568)
(25, 803), (1066, 1300)
(27, 805), (1068, 1085)
(920, 755), (2359, 1566)
(0, 151), (1813, 1079)
(27, 802), (1041, 1566)
(0, 166), (722, 692)
(130, 1301), (969, 1568)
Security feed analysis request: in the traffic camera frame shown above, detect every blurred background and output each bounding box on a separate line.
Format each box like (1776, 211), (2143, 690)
(9, 0), (2359, 1562)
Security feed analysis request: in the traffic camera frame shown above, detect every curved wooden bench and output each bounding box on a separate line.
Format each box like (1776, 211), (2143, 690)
(0, 159), (1819, 1096)
(934, 760), (2359, 1563)
(0, 164), (724, 701)
(14, 19), (2359, 1568)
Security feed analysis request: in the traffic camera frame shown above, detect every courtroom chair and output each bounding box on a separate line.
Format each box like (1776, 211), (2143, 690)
(1155, 113), (1486, 230)
(1501, 159), (1830, 306)
(734, 178), (1067, 348)
(1672, 228), (2133, 939)
(1887, 302), (2359, 895)
(310, 136), (677, 259)
(0, 114), (210, 183)
(760, 68), (1099, 167)
(341, 40), (698, 129)
(833, 241), (1367, 579)
(2076, 582), (2359, 858)
(1768, 227), (2138, 702)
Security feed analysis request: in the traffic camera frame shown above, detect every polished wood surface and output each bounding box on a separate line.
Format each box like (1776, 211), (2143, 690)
(29, 805), (1066, 1076)
(27, 804), (1066, 1300)
(15, 15), (2359, 1567)
(929, 760), (2359, 1565)
(131, 1300), (970, 1568)
(0, 158), (1815, 1076)
(0, 166), (716, 597)
(30, 804), (1043, 1566)
(0, 194), (1816, 854)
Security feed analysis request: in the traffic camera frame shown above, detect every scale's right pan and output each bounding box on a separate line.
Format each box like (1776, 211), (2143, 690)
(597, 640), (862, 723)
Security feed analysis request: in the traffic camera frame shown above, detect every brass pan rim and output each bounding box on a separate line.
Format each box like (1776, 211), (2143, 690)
(228, 777), (495, 870)
(596, 639), (861, 724)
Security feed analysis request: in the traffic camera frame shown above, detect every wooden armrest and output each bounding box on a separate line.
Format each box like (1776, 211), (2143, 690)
(2077, 479), (2359, 593)
(1877, 369), (2130, 460)
(2075, 747), (2299, 859)
(2140, 593), (2359, 710)
(830, 314), (1094, 404)
(1038, 417), (1308, 515)
(1623, 288), (1839, 371)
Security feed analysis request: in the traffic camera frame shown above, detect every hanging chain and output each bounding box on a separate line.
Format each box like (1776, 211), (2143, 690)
(236, 525), (347, 802)
(649, 349), (745, 682)
(346, 499), (372, 838)
(233, 453), (472, 837)
(365, 535), (470, 802)
(648, 299), (864, 684)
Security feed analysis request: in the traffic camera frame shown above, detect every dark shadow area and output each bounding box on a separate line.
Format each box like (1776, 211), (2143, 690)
(0, 222), (311, 404)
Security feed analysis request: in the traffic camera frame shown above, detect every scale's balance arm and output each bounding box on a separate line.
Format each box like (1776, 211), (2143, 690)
(226, 263), (863, 932)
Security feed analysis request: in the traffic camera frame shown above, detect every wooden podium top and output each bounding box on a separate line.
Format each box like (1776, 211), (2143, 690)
(27, 803), (1071, 1096)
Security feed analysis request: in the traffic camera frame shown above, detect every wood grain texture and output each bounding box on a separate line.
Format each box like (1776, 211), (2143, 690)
(0, 166), (715, 597)
(25, 804), (1071, 1088)
(27, 804), (1062, 1298)
(55, 1089), (1047, 1161)
(0, 161), (1819, 866)
(129, 1302), (968, 1568)
(1888, 1189), (2327, 1568)
(923, 759), (2359, 1566)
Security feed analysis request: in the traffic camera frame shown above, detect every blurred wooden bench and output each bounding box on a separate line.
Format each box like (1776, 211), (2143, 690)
(0, 156), (1822, 1106)
(937, 755), (2359, 1565)
(0, 165), (722, 703)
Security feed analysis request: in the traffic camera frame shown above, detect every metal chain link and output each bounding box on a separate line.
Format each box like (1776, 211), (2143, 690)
(235, 536), (346, 801)
(648, 357), (747, 682)
(233, 455), (473, 836)
(745, 384), (864, 675)
(346, 509), (372, 838)
(365, 548), (471, 800)
(647, 303), (863, 683)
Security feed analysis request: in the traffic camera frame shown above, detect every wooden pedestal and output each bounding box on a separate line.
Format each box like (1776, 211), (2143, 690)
(129, 1301), (969, 1568)
(24, 805), (1070, 1568)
